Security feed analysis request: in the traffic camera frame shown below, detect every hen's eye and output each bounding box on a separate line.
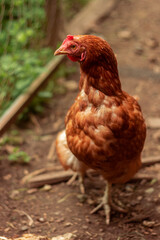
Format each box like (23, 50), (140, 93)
(71, 45), (76, 49)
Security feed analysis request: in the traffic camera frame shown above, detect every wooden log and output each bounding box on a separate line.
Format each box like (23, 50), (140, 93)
(28, 170), (73, 188)
(21, 165), (63, 184)
(0, 56), (64, 136)
(132, 172), (157, 181)
(67, 0), (118, 35)
(0, 0), (119, 136)
(24, 154), (160, 188)
(142, 155), (160, 168)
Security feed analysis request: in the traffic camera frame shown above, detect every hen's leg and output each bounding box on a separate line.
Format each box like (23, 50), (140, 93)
(91, 181), (111, 224)
(91, 181), (127, 224)
(67, 172), (85, 194)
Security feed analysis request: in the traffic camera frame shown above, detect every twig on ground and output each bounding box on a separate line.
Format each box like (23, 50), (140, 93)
(47, 140), (56, 160)
(14, 209), (33, 226)
(141, 155), (160, 168)
(21, 165), (63, 184)
(30, 114), (42, 133)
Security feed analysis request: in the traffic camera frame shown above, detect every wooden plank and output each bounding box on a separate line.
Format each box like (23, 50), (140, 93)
(23, 155), (160, 188)
(28, 170), (73, 188)
(0, 56), (64, 136)
(67, 0), (118, 35)
(142, 155), (160, 168)
(0, 0), (118, 136)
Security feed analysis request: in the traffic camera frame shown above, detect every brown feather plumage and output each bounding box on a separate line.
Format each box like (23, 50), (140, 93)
(55, 34), (146, 188)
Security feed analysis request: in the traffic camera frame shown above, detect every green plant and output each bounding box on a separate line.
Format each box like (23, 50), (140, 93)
(0, 0), (87, 121)
(0, 0), (53, 117)
(8, 147), (31, 164)
(0, 48), (53, 117)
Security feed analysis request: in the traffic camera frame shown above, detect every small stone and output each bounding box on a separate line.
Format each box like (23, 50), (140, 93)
(134, 44), (144, 55)
(77, 194), (87, 203)
(153, 66), (160, 73)
(21, 225), (29, 231)
(56, 217), (65, 223)
(41, 184), (52, 191)
(54, 211), (61, 216)
(65, 80), (78, 91)
(130, 200), (139, 206)
(87, 198), (95, 205)
(39, 237), (49, 240)
(148, 56), (158, 64)
(145, 188), (154, 194)
(3, 174), (12, 181)
(125, 184), (134, 192)
(142, 220), (155, 227)
(38, 217), (45, 223)
(145, 38), (159, 49)
(49, 217), (54, 223)
(64, 222), (72, 227)
(137, 196), (143, 201)
(82, 225), (88, 229)
(118, 30), (132, 40)
(51, 232), (76, 240)
(85, 217), (91, 223)
(27, 188), (38, 194)
(151, 232), (157, 236)
(9, 190), (19, 199)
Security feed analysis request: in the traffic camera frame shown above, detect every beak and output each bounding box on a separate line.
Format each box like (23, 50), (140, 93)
(54, 46), (68, 56)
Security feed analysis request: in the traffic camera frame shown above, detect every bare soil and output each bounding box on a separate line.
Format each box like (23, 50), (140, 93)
(1, 0), (160, 239)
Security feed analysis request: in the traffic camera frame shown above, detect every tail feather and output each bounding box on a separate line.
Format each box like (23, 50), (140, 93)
(56, 130), (88, 172)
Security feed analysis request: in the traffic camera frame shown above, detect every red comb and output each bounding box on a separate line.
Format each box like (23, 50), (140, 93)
(62, 35), (74, 44)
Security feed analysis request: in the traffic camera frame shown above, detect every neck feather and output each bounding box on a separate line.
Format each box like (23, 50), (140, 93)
(79, 63), (122, 96)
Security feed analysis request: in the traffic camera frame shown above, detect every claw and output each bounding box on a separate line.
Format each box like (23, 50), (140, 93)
(90, 181), (111, 224)
(90, 182), (127, 224)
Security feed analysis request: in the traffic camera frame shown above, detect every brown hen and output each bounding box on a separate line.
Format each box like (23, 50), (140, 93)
(54, 35), (146, 224)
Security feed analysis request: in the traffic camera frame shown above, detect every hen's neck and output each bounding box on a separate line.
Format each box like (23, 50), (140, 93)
(79, 62), (122, 96)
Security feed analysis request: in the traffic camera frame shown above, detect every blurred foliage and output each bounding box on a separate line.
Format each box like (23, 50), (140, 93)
(0, 0), (53, 118)
(0, 0), (45, 53)
(0, 0), (88, 120)
(8, 147), (31, 164)
(0, 130), (31, 164)
(0, 48), (53, 117)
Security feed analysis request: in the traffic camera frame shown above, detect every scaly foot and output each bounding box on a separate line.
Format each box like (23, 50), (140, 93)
(90, 182), (111, 224)
(90, 182), (127, 224)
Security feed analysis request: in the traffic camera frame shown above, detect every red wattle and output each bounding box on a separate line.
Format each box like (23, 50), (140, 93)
(67, 55), (78, 62)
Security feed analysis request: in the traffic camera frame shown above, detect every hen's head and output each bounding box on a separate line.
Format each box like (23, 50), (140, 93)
(54, 35), (86, 62)
(54, 35), (117, 66)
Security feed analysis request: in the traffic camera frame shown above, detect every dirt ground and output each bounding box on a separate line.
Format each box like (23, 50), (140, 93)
(1, 0), (160, 239)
